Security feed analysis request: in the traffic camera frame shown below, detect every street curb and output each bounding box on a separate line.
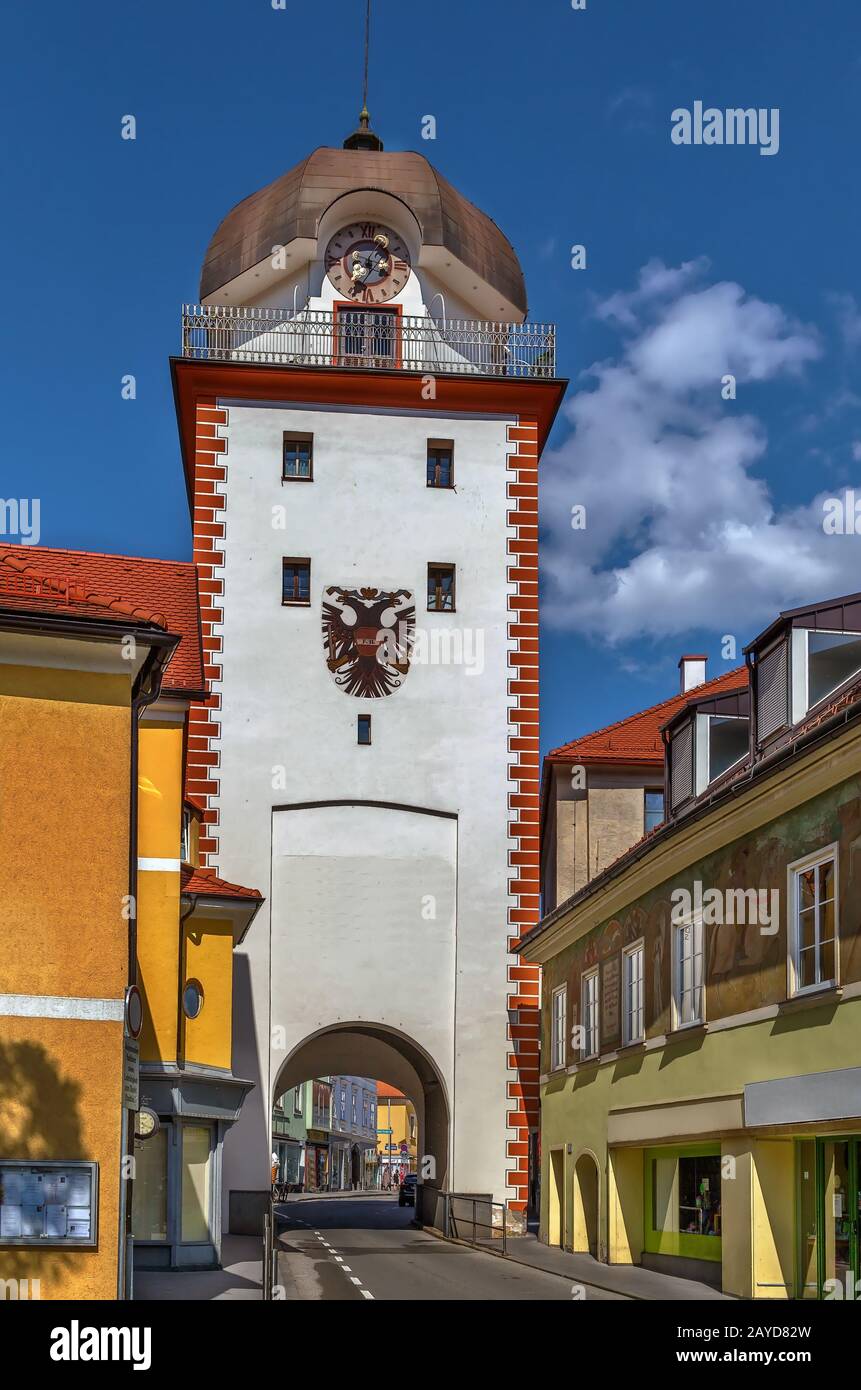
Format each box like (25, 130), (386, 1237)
(274, 1191), (396, 1203)
(419, 1224), (644, 1300)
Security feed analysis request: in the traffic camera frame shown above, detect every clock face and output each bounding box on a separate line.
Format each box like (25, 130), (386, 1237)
(324, 222), (411, 304)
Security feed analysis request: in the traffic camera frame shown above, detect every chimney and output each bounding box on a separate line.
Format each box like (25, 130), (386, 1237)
(679, 654), (708, 694)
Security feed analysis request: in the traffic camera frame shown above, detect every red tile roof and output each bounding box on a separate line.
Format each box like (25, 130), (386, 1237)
(376, 1083), (407, 1100)
(0, 544), (205, 695)
(181, 866), (262, 902)
(546, 666), (749, 766)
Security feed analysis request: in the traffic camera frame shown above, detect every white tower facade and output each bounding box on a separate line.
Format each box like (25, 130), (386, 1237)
(173, 133), (563, 1229)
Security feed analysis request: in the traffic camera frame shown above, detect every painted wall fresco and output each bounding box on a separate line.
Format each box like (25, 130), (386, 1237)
(543, 774), (861, 1064)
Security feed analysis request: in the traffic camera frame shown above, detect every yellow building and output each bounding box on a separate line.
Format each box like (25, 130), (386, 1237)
(0, 544), (262, 1295)
(377, 1083), (417, 1184)
(0, 547), (176, 1300)
(523, 592), (861, 1300)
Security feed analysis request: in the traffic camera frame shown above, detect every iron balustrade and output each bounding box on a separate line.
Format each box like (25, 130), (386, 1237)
(181, 304), (556, 379)
(417, 1185), (508, 1255)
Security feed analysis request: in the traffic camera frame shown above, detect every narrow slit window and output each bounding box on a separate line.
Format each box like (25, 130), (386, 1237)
(427, 440), (454, 489)
(282, 559), (311, 606)
(428, 563), (456, 613)
(358, 714), (372, 745)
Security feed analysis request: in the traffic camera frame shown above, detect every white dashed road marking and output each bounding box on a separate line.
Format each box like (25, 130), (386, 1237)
(290, 1211), (376, 1301)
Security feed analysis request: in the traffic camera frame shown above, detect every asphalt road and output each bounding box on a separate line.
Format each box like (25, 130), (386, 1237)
(275, 1195), (625, 1301)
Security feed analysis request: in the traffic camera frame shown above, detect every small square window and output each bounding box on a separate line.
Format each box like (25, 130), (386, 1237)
(358, 714), (372, 745)
(282, 558), (311, 606)
(645, 791), (664, 834)
(428, 563), (456, 612)
(427, 440), (454, 489)
(283, 433), (313, 480)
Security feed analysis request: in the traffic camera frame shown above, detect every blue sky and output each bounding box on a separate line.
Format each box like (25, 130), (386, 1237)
(2, 0), (859, 754)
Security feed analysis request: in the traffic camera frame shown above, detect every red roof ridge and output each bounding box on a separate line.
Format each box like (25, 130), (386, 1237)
(0, 550), (168, 627)
(0, 543), (204, 693)
(181, 865), (262, 901)
(0, 543), (197, 572)
(547, 666), (748, 762)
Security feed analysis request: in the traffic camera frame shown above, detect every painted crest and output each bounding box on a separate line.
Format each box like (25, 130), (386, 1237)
(322, 586), (415, 698)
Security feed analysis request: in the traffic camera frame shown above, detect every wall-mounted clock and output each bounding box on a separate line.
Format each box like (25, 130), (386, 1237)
(324, 222), (411, 303)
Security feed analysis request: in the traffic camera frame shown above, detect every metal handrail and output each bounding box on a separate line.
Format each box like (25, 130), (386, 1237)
(181, 304), (556, 380)
(418, 1186), (508, 1256)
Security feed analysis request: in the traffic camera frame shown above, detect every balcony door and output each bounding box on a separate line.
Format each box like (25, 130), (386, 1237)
(334, 305), (400, 367)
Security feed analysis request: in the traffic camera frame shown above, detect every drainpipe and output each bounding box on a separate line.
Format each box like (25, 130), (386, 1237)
(177, 893), (197, 1066)
(119, 631), (177, 1301)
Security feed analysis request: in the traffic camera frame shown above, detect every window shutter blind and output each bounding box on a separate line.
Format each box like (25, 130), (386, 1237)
(757, 640), (788, 742)
(670, 719), (694, 809)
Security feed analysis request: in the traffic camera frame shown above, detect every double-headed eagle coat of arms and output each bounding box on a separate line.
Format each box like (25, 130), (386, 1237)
(322, 586), (416, 698)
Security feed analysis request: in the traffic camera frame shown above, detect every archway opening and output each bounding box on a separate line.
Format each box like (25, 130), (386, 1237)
(573, 1153), (600, 1258)
(270, 1021), (450, 1215)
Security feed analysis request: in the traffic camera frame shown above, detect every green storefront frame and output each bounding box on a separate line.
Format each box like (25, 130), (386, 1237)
(797, 1137), (861, 1300)
(644, 1143), (723, 1263)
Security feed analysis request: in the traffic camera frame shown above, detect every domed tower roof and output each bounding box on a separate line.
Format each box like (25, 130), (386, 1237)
(199, 146), (528, 317)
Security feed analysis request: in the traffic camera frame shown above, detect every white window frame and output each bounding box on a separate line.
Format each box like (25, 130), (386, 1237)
(550, 985), (567, 1071)
(787, 842), (839, 998)
(792, 627), (861, 724)
(581, 968), (599, 1061)
(644, 790), (664, 834)
(695, 713), (750, 795)
(671, 915), (705, 1030)
(622, 939), (645, 1046)
(181, 808), (192, 864)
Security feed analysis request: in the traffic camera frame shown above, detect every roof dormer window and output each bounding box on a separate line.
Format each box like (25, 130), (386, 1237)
(747, 594), (861, 745)
(695, 714), (749, 794)
(666, 686), (751, 813)
(792, 628), (861, 723)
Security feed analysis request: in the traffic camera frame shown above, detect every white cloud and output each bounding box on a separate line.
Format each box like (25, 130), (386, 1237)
(828, 291), (861, 350)
(540, 266), (860, 643)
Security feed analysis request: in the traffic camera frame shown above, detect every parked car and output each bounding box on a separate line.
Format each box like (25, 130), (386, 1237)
(398, 1174), (417, 1207)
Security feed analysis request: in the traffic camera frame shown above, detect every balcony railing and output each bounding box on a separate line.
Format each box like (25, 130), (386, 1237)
(181, 304), (556, 379)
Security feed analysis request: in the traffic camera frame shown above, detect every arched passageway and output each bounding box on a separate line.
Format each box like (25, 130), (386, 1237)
(272, 1021), (451, 1193)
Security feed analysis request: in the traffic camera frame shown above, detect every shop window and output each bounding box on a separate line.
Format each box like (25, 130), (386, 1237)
(788, 845), (838, 996)
(677, 1154), (721, 1237)
(181, 1125), (212, 1244)
(132, 1127), (168, 1242)
(645, 1147), (722, 1261)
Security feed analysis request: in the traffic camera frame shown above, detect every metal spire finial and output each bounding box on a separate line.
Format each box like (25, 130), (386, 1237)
(344, 0), (384, 150)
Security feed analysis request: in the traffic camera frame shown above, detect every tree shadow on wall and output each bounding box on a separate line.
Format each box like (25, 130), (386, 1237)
(0, 1038), (87, 1291)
